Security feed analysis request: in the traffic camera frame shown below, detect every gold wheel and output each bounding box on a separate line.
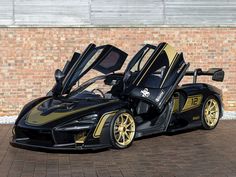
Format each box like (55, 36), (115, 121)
(113, 112), (135, 147)
(204, 98), (220, 128)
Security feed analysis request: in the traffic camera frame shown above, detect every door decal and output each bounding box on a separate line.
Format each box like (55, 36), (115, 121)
(182, 95), (203, 112)
(155, 90), (165, 102)
(140, 88), (150, 98)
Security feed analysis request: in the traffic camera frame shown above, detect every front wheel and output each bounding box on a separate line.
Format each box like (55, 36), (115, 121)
(109, 110), (136, 149)
(201, 96), (220, 130)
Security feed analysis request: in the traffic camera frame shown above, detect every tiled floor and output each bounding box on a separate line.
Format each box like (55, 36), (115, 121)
(0, 121), (235, 177)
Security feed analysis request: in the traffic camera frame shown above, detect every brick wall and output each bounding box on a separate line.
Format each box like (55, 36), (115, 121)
(0, 27), (235, 116)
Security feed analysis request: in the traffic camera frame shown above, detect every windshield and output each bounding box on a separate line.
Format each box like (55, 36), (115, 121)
(125, 44), (156, 73)
(61, 74), (118, 101)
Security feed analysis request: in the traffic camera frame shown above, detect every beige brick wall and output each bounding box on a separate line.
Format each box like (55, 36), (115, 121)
(0, 27), (235, 116)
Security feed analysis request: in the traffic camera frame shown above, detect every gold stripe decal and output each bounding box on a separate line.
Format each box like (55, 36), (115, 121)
(173, 94), (203, 113)
(182, 95), (203, 112)
(163, 44), (177, 64)
(93, 111), (117, 138)
(173, 97), (179, 113)
(160, 44), (178, 88)
(26, 100), (119, 126)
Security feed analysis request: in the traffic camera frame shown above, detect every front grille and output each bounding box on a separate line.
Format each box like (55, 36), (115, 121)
(53, 131), (77, 144)
(15, 127), (54, 146)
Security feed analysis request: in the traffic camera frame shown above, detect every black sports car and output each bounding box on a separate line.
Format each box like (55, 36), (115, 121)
(11, 42), (224, 150)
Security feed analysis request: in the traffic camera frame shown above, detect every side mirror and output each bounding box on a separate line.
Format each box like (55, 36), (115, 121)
(123, 71), (132, 84)
(212, 70), (224, 82)
(51, 69), (65, 97)
(55, 69), (65, 83)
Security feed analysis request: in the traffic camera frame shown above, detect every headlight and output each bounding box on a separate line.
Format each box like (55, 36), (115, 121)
(78, 114), (98, 123)
(54, 114), (98, 145)
(55, 114), (98, 132)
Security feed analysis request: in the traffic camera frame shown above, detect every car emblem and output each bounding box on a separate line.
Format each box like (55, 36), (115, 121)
(141, 88), (150, 98)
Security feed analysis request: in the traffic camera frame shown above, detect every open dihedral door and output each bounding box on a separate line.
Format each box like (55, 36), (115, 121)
(52, 43), (128, 96)
(129, 43), (190, 112)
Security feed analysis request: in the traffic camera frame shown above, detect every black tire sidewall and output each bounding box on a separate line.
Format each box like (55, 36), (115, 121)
(201, 96), (220, 130)
(109, 109), (136, 149)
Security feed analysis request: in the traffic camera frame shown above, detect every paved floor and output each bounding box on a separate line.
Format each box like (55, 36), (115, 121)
(0, 121), (235, 177)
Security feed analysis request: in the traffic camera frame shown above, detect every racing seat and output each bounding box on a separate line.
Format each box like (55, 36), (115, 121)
(140, 66), (166, 89)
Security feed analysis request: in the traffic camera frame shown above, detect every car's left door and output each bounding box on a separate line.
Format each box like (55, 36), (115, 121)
(128, 43), (189, 111)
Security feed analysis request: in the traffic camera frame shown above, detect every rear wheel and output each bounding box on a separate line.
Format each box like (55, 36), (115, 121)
(110, 110), (136, 149)
(201, 96), (220, 130)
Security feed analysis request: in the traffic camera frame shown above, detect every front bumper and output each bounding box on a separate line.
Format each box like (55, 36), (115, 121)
(10, 138), (109, 151)
(11, 124), (111, 151)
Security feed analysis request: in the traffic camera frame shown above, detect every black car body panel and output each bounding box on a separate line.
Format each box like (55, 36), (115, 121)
(168, 83), (223, 132)
(13, 97), (128, 150)
(11, 43), (224, 150)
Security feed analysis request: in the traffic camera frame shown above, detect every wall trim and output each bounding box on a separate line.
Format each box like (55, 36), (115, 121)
(0, 116), (17, 124)
(1, 25), (236, 28)
(0, 111), (235, 124)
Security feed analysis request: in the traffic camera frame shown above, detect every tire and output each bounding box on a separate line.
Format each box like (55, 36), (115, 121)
(201, 96), (220, 130)
(109, 110), (136, 149)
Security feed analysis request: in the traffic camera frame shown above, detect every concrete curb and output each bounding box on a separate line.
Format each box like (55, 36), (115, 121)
(222, 111), (236, 120)
(0, 111), (235, 124)
(0, 116), (17, 124)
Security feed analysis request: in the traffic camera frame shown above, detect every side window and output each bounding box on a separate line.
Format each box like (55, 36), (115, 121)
(138, 51), (170, 88)
(99, 51), (120, 69)
(81, 49), (103, 73)
(65, 48), (103, 88)
(131, 48), (155, 72)
(149, 51), (169, 77)
(95, 49), (126, 74)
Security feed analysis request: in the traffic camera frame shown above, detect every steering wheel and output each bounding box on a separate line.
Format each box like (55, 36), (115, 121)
(91, 88), (105, 98)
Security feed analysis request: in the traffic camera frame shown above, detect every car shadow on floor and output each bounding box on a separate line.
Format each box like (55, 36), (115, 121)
(135, 127), (201, 141)
(10, 142), (109, 154)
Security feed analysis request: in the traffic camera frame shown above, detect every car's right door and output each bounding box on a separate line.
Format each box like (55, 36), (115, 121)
(52, 43), (128, 96)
